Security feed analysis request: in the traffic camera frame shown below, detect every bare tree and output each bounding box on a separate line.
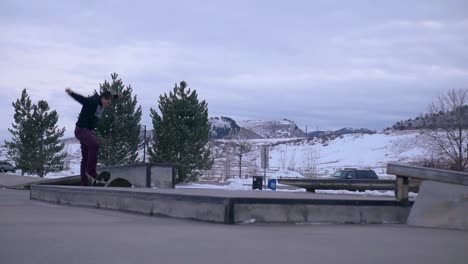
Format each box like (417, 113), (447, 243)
(232, 139), (252, 178)
(222, 143), (234, 181)
(303, 145), (320, 178)
(287, 150), (296, 170)
(248, 155), (259, 178)
(278, 150), (288, 170)
(423, 88), (468, 171)
(202, 140), (221, 180)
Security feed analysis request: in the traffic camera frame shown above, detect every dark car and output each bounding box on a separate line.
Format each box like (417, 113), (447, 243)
(0, 161), (16, 173)
(330, 168), (378, 179)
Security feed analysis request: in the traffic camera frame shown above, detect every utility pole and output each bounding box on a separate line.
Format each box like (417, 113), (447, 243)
(261, 145), (269, 185)
(141, 125), (147, 163)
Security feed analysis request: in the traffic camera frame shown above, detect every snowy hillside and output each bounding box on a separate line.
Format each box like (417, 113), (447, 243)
(237, 119), (305, 138)
(266, 131), (422, 177)
(204, 130), (424, 180)
(206, 117), (374, 140)
(210, 116), (263, 139)
(209, 116), (240, 139)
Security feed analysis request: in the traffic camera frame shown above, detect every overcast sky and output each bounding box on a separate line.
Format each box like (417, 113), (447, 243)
(1, 0), (468, 142)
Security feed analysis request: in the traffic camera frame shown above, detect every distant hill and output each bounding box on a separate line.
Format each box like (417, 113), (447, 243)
(60, 117), (376, 142)
(209, 117), (263, 139)
(209, 116), (240, 139)
(237, 119), (305, 138)
(388, 105), (468, 130)
(307, 128), (376, 138)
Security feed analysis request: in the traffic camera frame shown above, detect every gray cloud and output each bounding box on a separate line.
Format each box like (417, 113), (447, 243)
(1, 0), (468, 142)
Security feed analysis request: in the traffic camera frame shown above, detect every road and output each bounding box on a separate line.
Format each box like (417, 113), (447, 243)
(1, 188), (467, 264)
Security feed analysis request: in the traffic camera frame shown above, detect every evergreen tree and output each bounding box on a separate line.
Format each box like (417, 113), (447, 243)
(5, 89), (35, 175)
(5, 89), (66, 177)
(148, 81), (212, 183)
(29, 100), (66, 177)
(96, 73), (142, 166)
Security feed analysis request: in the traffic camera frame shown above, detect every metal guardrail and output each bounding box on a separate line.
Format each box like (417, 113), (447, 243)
(278, 178), (420, 201)
(278, 178), (419, 192)
(282, 165), (468, 203)
(387, 163), (468, 203)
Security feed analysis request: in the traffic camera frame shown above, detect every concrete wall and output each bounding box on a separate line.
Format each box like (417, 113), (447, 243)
(31, 185), (412, 225)
(31, 186), (226, 223)
(150, 165), (174, 188)
(0, 173), (46, 189)
(97, 163), (174, 188)
(234, 204), (410, 224)
(98, 165), (147, 187)
(407, 181), (468, 230)
(387, 163), (468, 185)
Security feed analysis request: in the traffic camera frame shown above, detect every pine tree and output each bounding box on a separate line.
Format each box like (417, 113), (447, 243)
(29, 100), (66, 177)
(148, 81), (212, 183)
(5, 89), (66, 177)
(5, 89), (35, 175)
(96, 73), (142, 166)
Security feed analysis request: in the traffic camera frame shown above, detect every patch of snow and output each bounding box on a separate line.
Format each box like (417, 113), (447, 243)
(272, 169), (304, 178)
(209, 117), (233, 128)
(241, 218), (256, 224)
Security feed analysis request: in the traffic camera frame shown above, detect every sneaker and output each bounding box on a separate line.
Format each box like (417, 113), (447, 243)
(93, 178), (107, 186)
(86, 172), (111, 186)
(85, 172), (96, 186)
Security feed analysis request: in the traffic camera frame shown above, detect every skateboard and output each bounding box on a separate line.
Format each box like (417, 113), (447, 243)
(87, 171), (111, 186)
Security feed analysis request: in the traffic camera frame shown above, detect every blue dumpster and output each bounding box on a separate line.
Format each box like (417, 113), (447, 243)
(267, 179), (277, 191)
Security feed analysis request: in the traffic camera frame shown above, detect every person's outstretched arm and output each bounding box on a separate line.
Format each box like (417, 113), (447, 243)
(65, 88), (88, 105)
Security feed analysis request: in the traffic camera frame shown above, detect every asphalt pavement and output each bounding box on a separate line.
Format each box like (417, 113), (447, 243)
(1, 188), (467, 264)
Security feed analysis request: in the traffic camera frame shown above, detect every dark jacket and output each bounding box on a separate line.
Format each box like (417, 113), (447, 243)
(69, 92), (104, 130)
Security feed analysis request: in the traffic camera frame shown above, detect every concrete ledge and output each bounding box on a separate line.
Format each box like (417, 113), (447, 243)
(387, 163), (468, 185)
(234, 203), (409, 224)
(30, 185), (413, 224)
(0, 173), (50, 189)
(98, 163), (175, 188)
(407, 181), (468, 230)
(31, 185), (227, 223)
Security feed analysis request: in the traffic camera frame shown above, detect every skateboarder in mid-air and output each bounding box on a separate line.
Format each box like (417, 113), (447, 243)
(66, 88), (119, 186)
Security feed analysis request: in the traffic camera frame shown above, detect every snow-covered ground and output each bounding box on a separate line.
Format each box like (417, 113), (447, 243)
(210, 130), (424, 180)
(0, 130), (424, 197)
(268, 131), (423, 177)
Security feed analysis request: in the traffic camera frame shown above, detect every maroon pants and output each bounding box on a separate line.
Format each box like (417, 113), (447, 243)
(74, 127), (99, 186)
